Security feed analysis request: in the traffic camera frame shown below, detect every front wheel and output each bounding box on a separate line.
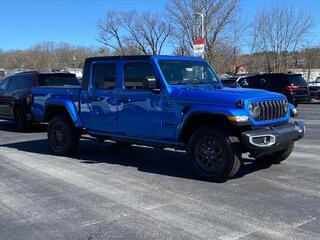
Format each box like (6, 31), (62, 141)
(256, 143), (294, 164)
(187, 127), (241, 182)
(48, 116), (79, 156)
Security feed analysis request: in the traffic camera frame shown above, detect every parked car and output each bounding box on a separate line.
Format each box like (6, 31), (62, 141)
(308, 77), (320, 100)
(220, 76), (240, 88)
(0, 69), (5, 81)
(32, 55), (304, 182)
(237, 73), (309, 107)
(0, 71), (79, 131)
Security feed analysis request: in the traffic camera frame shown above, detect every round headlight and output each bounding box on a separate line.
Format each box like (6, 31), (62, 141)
(249, 103), (261, 118)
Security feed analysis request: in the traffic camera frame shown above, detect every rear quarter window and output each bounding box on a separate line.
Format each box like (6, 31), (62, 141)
(286, 75), (306, 84)
(266, 75), (287, 88)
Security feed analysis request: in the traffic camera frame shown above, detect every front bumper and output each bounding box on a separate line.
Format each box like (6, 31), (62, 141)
(241, 121), (305, 157)
(288, 94), (310, 103)
(309, 90), (320, 99)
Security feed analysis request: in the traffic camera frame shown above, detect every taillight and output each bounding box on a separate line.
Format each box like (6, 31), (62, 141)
(25, 94), (33, 106)
(285, 85), (299, 91)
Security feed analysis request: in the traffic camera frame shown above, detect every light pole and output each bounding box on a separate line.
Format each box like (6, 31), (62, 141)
(73, 56), (76, 76)
(194, 12), (204, 59)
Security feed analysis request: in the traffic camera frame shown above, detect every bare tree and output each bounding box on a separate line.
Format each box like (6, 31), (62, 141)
(97, 11), (125, 54)
(97, 11), (171, 55)
(252, 4), (313, 72)
(229, 14), (249, 74)
(166, 0), (238, 63)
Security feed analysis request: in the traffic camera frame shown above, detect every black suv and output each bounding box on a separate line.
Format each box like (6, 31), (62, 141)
(237, 73), (309, 106)
(0, 71), (79, 131)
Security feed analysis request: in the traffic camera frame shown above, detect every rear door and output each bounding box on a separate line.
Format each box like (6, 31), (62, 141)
(0, 77), (12, 117)
(0, 76), (18, 118)
(80, 61), (118, 133)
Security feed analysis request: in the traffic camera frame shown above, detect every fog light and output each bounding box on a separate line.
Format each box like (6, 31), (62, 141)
(249, 135), (276, 147)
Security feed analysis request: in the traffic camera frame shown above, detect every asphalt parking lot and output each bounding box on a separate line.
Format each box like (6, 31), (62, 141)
(0, 104), (319, 240)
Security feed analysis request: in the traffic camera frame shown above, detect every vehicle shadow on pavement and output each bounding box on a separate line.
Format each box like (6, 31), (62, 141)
(1, 139), (272, 182)
(0, 121), (47, 133)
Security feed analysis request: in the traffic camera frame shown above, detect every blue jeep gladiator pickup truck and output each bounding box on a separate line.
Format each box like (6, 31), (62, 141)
(32, 55), (305, 181)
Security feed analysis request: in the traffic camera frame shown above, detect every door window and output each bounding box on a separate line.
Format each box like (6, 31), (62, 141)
(238, 77), (249, 87)
(92, 63), (116, 89)
(249, 76), (266, 88)
(7, 76), (19, 92)
(18, 75), (34, 89)
(124, 62), (156, 90)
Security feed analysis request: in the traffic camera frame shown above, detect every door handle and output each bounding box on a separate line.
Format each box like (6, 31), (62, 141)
(120, 98), (131, 104)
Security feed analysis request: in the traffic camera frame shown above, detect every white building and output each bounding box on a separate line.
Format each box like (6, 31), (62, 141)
(288, 69), (320, 82)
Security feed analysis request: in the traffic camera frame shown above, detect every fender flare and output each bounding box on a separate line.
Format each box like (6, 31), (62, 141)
(176, 108), (232, 140)
(44, 98), (83, 128)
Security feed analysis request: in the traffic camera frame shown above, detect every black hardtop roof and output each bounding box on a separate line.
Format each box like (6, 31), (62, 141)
(85, 55), (153, 63)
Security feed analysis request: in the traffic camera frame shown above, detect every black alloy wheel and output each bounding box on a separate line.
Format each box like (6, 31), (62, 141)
(194, 136), (224, 173)
(48, 116), (79, 156)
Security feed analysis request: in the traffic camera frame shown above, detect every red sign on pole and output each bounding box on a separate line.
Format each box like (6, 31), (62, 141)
(193, 38), (206, 56)
(193, 38), (206, 45)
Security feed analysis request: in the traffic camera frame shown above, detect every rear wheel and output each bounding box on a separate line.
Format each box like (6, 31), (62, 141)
(256, 143), (294, 164)
(14, 107), (30, 132)
(187, 127), (241, 182)
(48, 116), (79, 156)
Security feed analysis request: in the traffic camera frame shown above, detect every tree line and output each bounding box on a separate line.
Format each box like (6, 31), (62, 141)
(0, 0), (318, 74)
(0, 42), (105, 70)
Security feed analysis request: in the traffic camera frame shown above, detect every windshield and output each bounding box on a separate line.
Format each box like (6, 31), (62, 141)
(316, 77), (320, 83)
(0, 78), (9, 91)
(158, 60), (220, 85)
(38, 74), (80, 86)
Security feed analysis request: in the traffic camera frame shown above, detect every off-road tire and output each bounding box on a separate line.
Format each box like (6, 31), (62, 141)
(187, 127), (241, 182)
(256, 143), (294, 164)
(48, 115), (79, 156)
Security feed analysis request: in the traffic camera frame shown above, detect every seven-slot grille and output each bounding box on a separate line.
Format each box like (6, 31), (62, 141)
(253, 100), (287, 121)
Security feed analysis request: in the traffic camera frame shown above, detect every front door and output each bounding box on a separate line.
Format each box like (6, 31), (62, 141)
(0, 76), (14, 118)
(117, 61), (163, 139)
(80, 61), (118, 134)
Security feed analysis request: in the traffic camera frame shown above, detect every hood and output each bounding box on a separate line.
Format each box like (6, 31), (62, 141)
(170, 85), (286, 106)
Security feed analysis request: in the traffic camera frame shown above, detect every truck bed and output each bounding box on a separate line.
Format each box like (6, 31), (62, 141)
(32, 86), (81, 122)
